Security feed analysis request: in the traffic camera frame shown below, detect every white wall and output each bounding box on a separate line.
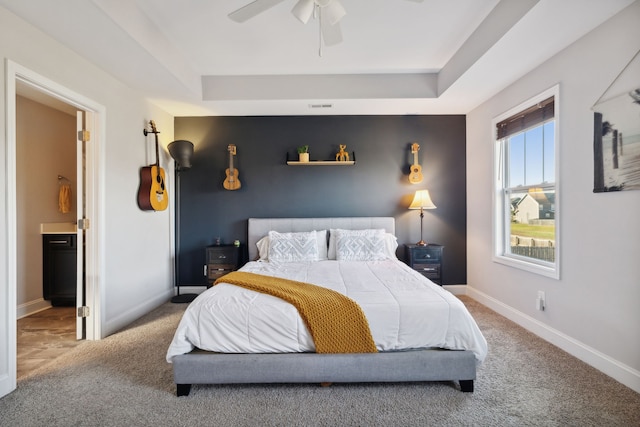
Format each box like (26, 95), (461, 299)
(1, 5), (175, 395)
(467, 1), (640, 392)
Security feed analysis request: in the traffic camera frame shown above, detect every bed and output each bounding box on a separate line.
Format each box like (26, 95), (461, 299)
(167, 217), (487, 396)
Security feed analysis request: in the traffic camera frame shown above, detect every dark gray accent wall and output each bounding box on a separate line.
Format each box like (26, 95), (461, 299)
(174, 115), (466, 285)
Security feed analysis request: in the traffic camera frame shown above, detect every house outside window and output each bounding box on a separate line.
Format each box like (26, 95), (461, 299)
(493, 86), (560, 279)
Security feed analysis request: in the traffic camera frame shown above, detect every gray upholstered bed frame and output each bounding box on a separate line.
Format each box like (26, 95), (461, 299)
(171, 217), (476, 396)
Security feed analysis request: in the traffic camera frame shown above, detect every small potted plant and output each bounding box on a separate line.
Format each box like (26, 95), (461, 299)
(297, 145), (309, 162)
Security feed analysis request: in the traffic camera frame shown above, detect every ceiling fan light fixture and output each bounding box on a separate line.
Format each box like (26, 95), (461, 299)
(291, 0), (315, 23)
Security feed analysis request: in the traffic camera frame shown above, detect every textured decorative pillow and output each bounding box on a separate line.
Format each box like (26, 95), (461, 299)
(256, 230), (327, 261)
(267, 230), (319, 262)
(328, 229), (397, 260)
(334, 228), (388, 261)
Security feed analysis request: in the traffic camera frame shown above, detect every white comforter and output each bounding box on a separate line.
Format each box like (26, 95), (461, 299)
(166, 259), (488, 362)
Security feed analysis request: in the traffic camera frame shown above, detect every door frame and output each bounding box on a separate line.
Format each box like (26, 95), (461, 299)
(2, 59), (105, 395)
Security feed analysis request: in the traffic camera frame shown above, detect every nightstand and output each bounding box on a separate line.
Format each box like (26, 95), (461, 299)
(206, 244), (241, 286)
(405, 244), (444, 285)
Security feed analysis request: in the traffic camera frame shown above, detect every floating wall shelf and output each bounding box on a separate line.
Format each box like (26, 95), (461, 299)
(286, 152), (356, 166)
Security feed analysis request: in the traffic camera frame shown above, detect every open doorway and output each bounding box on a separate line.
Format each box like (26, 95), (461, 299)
(15, 86), (81, 378)
(2, 60), (104, 396)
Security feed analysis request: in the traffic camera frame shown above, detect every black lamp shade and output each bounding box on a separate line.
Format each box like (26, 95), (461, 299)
(168, 140), (194, 170)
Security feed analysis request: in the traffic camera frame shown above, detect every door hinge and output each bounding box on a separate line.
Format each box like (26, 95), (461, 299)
(78, 218), (90, 230)
(78, 129), (90, 142)
(77, 306), (90, 318)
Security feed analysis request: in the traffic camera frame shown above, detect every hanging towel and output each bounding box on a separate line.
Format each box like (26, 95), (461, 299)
(58, 184), (71, 214)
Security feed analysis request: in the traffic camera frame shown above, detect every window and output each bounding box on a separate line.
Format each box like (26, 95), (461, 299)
(493, 86), (559, 278)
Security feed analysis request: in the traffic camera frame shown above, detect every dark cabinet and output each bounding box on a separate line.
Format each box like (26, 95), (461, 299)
(405, 244), (444, 285)
(43, 234), (77, 306)
(206, 245), (241, 286)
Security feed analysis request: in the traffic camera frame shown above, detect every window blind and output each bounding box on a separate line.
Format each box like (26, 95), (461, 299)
(496, 96), (554, 139)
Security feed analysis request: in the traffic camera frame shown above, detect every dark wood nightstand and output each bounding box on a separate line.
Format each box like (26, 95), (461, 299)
(206, 244), (241, 286)
(405, 244), (444, 285)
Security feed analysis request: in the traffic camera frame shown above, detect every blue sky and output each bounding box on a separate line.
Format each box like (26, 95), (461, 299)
(509, 122), (555, 187)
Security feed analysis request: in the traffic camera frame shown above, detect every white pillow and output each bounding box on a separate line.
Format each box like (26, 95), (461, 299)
(383, 233), (399, 258)
(255, 236), (270, 261)
(258, 230), (328, 262)
(328, 229), (397, 260)
(334, 228), (388, 261)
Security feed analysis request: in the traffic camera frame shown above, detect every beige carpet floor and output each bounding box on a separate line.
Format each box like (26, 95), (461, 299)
(1, 296), (639, 426)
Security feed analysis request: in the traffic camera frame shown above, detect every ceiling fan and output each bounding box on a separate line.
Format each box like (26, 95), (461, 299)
(228, 0), (424, 54)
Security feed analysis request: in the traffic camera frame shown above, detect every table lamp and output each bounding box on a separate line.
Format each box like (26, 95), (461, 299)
(409, 189), (436, 246)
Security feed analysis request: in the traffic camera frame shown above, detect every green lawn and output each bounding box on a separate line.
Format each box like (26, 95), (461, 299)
(510, 223), (555, 240)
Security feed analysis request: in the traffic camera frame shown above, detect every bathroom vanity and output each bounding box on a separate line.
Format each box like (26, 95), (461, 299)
(41, 223), (77, 306)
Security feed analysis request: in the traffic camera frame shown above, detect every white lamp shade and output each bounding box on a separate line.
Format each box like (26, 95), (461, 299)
(409, 190), (436, 210)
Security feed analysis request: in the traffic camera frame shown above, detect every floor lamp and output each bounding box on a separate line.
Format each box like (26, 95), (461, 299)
(408, 189), (437, 246)
(168, 140), (196, 303)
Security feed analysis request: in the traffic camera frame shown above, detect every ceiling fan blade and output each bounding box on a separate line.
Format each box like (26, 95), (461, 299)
(323, 0), (346, 26)
(321, 18), (343, 46)
(291, 0), (315, 24)
(228, 0), (288, 23)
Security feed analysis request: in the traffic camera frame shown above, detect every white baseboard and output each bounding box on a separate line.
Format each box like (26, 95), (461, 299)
(17, 298), (52, 319)
(442, 284), (467, 295)
(467, 286), (640, 394)
(102, 289), (174, 338)
(103, 286), (206, 338)
(0, 373), (15, 402)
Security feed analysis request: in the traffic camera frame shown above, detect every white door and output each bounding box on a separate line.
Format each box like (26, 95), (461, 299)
(76, 111), (86, 340)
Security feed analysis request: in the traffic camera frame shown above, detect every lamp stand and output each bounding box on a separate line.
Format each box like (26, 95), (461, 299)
(171, 167), (198, 303)
(416, 208), (427, 246)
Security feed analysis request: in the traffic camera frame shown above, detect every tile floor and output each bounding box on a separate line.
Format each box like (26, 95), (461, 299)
(17, 307), (82, 379)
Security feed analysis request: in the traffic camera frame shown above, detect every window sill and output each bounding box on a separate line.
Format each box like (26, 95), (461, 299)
(493, 254), (559, 280)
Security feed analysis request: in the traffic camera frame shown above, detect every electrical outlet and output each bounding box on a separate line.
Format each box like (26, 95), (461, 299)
(537, 291), (546, 311)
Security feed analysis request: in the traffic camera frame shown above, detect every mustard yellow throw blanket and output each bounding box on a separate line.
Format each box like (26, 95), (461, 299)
(214, 271), (377, 354)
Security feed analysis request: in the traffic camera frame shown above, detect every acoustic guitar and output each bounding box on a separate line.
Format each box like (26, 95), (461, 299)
(223, 144), (241, 190)
(409, 142), (424, 184)
(138, 120), (169, 211)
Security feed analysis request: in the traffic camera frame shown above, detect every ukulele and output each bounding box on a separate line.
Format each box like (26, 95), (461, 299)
(409, 143), (424, 184)
(137, 120), (169, 211)
(223, 144), (241, 190)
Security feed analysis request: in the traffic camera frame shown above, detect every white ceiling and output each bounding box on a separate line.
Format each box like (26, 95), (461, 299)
(2, 0), (635, 116)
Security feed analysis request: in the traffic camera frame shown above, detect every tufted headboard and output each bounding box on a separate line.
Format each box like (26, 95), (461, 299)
(247, 217), (395, 261)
